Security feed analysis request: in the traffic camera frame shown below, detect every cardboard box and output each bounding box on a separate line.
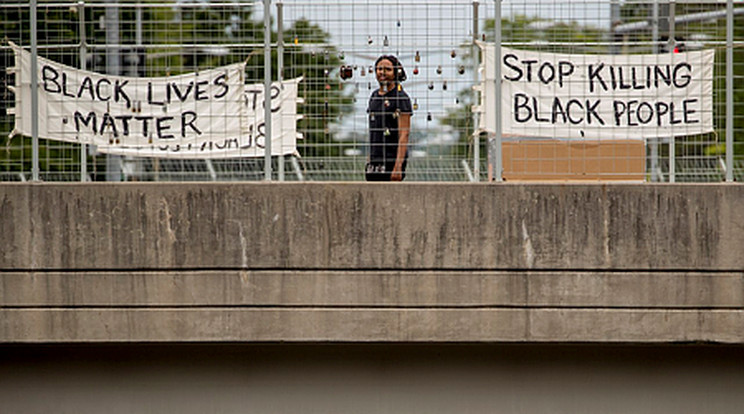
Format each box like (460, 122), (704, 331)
(502, 139), (646, 181)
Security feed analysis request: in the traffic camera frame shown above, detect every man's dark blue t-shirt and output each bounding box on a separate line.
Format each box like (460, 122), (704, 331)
(367, 87), (413, 164)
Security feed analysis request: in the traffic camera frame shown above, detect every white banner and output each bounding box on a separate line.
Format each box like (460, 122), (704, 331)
(99, 78), (302, 158)
(9, 42), (301, 158)
(476, 42), (714, 140)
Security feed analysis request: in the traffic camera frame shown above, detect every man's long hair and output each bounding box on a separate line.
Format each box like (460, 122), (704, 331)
(375, 55), (407, 83)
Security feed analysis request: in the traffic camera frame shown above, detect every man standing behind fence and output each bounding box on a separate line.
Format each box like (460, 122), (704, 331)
(365, 55), (412, 181)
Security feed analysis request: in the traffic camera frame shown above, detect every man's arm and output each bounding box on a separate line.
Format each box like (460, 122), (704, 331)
(391, 113), (411, 181)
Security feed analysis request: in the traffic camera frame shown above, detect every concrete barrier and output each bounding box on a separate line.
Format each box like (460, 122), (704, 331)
(1, 183), (743, 343)
(2, 183), (743, 270)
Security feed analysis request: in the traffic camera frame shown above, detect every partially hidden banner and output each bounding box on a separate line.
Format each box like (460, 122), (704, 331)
(475, 41), (714, 140)
(9, 42), (301, 158)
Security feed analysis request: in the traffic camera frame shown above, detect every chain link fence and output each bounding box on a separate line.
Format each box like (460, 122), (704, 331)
(1, 0), (742, 182)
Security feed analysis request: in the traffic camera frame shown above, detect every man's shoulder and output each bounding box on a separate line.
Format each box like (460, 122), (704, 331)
(395, 88), (410, 98)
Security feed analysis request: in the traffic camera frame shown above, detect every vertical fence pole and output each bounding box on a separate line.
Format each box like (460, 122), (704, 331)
(135, 4), (143, 77)
(30, 0), (39, 181)
(105, 0), (122, 181)
(726, 0), (734, 182)
(472, 0), (480, 181)
(652, 1), (659, 53)
(650, 1), (659, 182)
(136, 5), (143, 50)
(609, 0), (621, 54)
(277, 1), (285, 181)
(78, 1), (88, 182)
(668, 1), (676, 183)
(488, 0), (502, 182)
(264, 0), (273, 181)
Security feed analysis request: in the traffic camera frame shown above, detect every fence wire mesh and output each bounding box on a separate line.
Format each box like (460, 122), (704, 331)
(1, 0), (742, 182)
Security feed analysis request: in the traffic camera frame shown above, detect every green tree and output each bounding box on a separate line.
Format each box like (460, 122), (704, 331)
(619, 3), (744, 159)
(283, 19), (353, 158)
(441, 15), (604, 160)
(0, 2), (350, 180)
(138, 8), (353, 158)
(1, 5), (87, 179)
(90, 5), (352, 159)
(442, 7), (744, 176)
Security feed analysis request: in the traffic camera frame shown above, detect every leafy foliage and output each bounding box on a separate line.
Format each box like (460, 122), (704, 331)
(441, 9), (744, 161)
(441, 15), (605, 159)
(0, 3), (351, 178)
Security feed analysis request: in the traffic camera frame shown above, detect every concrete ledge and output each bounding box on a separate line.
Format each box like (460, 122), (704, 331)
(3, 183), (743, 344)
(2, 271), (743, 343)
(2, 271), (743, 308)
(2, 308), (743, 343)
(2, 183), (743, 271)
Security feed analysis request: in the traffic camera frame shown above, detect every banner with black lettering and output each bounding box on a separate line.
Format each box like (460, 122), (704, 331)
(9, 42), (300, 158)
(98, 78), (302, 158)
(475, 42), (714, 140)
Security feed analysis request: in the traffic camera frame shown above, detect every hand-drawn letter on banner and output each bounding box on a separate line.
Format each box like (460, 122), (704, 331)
(475, 41), (714, 140)
(99, 78), (302, 158)
(9, 42), (300, 158)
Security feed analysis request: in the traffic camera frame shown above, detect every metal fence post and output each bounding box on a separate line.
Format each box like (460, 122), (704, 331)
(726, 0), (734, 182)
(650, 1), (660, 182)
(668, 0), (676, 183)
(609, 0), (621, 54)
(31, 0), (39, 181)
(78, 0), (88, 182)
(264, 0), (273, 181)
(472, 0), (480, 181)
(277, 1), (284, 181)
(105, 0), (122, 181)
(488, 0), (502, 182)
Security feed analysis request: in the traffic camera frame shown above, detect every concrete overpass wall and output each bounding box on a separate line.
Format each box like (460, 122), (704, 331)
(1, 183), (743, 343)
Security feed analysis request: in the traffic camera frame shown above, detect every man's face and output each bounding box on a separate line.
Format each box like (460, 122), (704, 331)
(376, 59), (395, 84)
